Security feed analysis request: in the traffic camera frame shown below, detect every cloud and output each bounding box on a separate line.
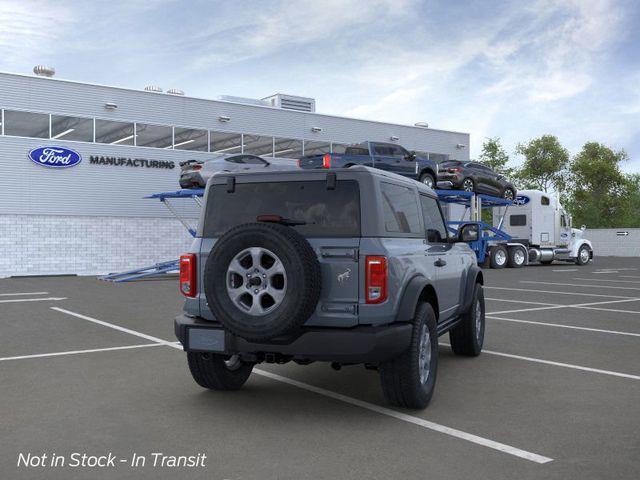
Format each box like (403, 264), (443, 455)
(0, 0), (74, 68)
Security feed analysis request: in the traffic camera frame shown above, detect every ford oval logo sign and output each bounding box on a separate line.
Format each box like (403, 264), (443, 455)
(514, 195), (530, 206)
(28, 146), (82, 168)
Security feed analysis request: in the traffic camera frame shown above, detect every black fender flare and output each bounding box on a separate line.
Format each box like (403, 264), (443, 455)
(418, 167), (437, 181)
(459, 265), (483, 314)
(395, 275), (436, 323)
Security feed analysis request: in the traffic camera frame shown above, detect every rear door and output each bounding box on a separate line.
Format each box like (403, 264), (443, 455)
(371, 143), (396, 173)
(420, 194), (463, 319)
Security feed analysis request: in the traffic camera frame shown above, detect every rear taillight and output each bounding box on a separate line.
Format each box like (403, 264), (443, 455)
(192, 165), (202, 171)
(365, 256), (387, 304)
(322, 153), (331, 168)
(179, 254), (197, 297)
(448, 167), (461, 173)
(297, 158), (301, 167)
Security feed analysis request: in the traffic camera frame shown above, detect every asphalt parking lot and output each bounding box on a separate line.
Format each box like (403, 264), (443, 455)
(1, 257), (639, 480)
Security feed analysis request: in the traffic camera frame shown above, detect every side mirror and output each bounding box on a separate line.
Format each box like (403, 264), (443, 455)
(458, 223), (479, 242)
(404, 151), (416, 161)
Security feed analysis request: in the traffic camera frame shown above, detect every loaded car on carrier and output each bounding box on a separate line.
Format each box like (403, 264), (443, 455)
(175, 166), (485, 409)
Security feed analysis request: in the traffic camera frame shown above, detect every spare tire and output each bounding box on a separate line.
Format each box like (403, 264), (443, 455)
(203, 223), (321, 342)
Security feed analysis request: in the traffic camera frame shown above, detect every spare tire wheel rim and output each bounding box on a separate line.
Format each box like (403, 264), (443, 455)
(226, 247), (287, 316)
(418, 323), (431, 384)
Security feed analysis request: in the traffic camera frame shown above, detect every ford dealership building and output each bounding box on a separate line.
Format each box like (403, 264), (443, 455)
(0, 70), (470, 277)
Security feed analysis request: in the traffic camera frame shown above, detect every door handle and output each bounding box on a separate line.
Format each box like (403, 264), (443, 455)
(434, 258), (447, 267)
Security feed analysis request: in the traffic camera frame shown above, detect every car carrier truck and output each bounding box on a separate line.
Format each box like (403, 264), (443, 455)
(438, 189), (593, 268)
(490, 189), (593, 267)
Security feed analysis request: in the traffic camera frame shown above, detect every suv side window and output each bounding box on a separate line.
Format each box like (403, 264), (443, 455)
(420, 195), (448, 243)
(380, 182), (421, 235)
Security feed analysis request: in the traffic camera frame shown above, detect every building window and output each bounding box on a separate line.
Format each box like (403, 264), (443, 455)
(95, 119), (135, 145)
(380, 182), (421, 234)
(303, 140), (331, 156)
(3, 110), (49, 138)
(210, 131), (242, 154)
(243, 135), (274, 156)
(51, 115), (93, 142)
(173, 127), (208, 151)
(274, 137), (303, 158)
(135, 123), (172, 149)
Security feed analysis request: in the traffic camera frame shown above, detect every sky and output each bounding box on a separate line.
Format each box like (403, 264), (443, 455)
(1, 0), (639, 172)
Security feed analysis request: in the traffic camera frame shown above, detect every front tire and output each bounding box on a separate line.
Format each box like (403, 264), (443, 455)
(450, 283), (485, 356)
(576, 245), (591, 265)
(187, 352), (254, 391)
(419, 172), (435, 189)
(379, 303), (438, 409)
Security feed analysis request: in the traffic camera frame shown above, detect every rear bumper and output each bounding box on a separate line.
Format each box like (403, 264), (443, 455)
(179, 172), (205, 188)
(174, 314), (412, 363)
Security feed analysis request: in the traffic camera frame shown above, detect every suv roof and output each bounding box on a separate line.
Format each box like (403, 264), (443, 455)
(207, 165), (434, 193)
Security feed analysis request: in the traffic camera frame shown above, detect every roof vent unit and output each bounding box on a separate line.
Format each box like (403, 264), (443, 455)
(167, 88), (185, 96)
(33, 65), (55, 77)
(144, 85), (163, 93)
(219, 95), (270, 107)
(262, 94), (316, 112)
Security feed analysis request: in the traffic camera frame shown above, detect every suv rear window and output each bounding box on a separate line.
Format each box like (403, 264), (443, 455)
(203, 180), (360, 237)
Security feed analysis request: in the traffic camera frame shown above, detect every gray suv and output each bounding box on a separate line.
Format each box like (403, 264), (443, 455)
(175, 166), (484, 409)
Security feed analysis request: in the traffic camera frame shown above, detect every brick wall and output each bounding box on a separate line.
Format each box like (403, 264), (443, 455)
(0, 215), (195, 278)
(583, 228), (640, 257)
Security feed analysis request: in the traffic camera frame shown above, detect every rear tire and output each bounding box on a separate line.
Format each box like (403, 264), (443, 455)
(489, 245), (508, 269)
(379, 303), (438, 409)
(450, 283), (485, 356)
(419, 172), (435, 189)
(507, 246), (526, 268)
(462, 178), (475, 192)
(502, 187), (515, 200)
(187, 352), (253, 391)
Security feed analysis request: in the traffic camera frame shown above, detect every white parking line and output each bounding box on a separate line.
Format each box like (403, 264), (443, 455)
(485, 286), (638, 299)
(0, 343), (163, 362)
(254, 369), (553, 464)
(573, 278), (640, 284)
(440, 343), (640, 381)
(486, 298), (559, 307)
(521, 281), (640, 291)
(621, 275), (640, 279)
(49, 307), (552, 464)
(487, 298), (640, 316)
(0, 297), (67, 304)
(552, 269), (578, 272)
(51, 307), (179, 347)
(487, 316), (640, 338)
(0, 292), (49, 296)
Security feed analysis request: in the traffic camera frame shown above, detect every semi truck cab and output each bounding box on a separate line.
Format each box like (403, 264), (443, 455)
(495, 190), (593, 265)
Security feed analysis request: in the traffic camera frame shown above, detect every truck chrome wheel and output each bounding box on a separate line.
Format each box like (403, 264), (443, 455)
(418, 323), (432, 384)
(513, 248), (525, 265)
(226, 247), (287, 316)
(462, 179), (474, 192)
(580, 247), (590, 263)
(494, 248), (507, 266)
(422, 176), (434, 188)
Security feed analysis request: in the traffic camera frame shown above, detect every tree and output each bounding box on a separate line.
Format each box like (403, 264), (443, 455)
(566, 142), (632, 228)
(478, 137), (514, 177)
(514, 135), (569, 192)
